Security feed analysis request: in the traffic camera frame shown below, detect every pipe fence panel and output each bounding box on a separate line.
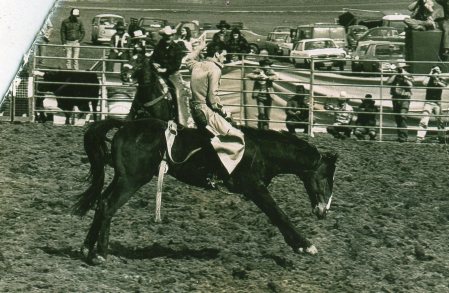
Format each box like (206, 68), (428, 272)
(3, 43), (448, 142)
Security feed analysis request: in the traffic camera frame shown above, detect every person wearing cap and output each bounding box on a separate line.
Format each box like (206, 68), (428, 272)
(60, 8), (85, 70)
(107, 21), (130, 72)
(246, 58), (279, 129)
(35, 18), (53, 67)
(386, 62), (414, 142)
(285, 85), (310, 134)
(326, 91), (354, 139)
(213, 20), (231, 43)
(354, 94), (378, 140)
(150, 25), (188, 121)
(416, 65), (447, 142)
(226, 27), (250, 62)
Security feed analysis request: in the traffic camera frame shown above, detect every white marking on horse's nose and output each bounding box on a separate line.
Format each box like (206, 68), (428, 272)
(326, 194), (333, 210)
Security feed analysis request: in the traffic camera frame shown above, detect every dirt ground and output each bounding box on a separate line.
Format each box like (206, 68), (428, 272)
(1, 121), (449, 292)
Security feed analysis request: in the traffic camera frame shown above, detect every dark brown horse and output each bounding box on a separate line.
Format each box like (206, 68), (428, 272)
(74, 118), (338, 264)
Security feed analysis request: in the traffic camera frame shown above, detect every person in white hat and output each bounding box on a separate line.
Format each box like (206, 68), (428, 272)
(60, 8), (85, 70)
(326, 91), (354, 139)
(150, 25), (188, 121)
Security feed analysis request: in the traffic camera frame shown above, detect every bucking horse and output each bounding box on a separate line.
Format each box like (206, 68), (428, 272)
(73, 55), (338, 264)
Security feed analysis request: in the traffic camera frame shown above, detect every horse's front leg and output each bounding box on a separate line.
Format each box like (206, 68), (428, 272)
(243, 182), (317, 254)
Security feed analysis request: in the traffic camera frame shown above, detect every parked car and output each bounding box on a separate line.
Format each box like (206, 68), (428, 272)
(266, 32), (291, 56)
(137, 17), (169, 44)
(356, 26), (404, 45)
(291, 23), (347, 49)
(174, 21), (201, 38)
(91, 14), (125, 44)
(198, 29), (274, 54)
(351, 40), (405, 73)
(289, 38), (347, 70)
(382, 14), (410, 33)
(347, 25), (369, 50)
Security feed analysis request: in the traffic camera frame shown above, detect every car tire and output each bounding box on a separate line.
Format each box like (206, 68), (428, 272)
(249, 44), (259, 54)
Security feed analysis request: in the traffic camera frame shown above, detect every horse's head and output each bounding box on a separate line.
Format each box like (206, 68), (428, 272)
(300, 151), (338, 219)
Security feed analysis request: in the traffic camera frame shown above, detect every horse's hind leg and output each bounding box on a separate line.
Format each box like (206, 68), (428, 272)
(94, 175), (149, 263)
(81, 177), (117, 262)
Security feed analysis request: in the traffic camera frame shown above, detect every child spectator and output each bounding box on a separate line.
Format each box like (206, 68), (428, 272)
(326, 91), (354, 139)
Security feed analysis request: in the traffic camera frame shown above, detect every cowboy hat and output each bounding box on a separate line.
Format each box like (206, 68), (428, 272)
(159, 26), (176, 36)
(216, 20), (231, 29)
(132, 30), (146, 39)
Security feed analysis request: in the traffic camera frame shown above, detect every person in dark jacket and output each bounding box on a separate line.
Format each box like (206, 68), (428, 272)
(354, 94), (378, 140)
(107, 21), (130, 72)
(226, 27), (250, 62)
(213, 20), (231, 44)
(386, 63), (414, 142)
(285, 85), (309, 134)
(246, 58), (279, 129)
(60, 8), (85, 70)
(151, 26), (188, 121)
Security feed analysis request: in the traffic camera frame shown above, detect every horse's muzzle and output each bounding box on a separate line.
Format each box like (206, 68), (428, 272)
(313, 203), (328, 219)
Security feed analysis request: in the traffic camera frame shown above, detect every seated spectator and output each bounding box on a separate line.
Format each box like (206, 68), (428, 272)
(326, 91), (354, 139)
(213, 20), (231, 43)
(285, 85), (309, 134)
(354, 94), (378, 140)
(226, 27), (250, 62)
(107, 21), (130, 72)
(246, 58), (279, 129)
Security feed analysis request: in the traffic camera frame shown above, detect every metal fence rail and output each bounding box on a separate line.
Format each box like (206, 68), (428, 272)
(2, 43), (449, 142)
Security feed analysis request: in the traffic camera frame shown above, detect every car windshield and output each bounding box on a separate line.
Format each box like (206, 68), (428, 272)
(313, 27), (346, 39)
(99, 17), (122, 26)
(375, 44), (404, 56)
(370, 28), (399, 37)
(305, 40), (336, 50)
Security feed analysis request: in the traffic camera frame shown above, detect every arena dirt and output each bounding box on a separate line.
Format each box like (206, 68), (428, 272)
(1, 122), (449, 292)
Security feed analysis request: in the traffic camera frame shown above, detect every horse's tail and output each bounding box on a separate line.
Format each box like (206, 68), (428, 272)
(73, 119), (125, 217)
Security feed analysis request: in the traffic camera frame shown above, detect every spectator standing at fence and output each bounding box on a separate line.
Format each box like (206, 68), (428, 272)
(107, 21), (130, 72)
(326, 91), (354, 139)
(386, 63), (414, 142)
(60, 8), (85, 70)
(247, 58), (279, 129)
(176, 26), (195, 52)
(226, 27), (250, 62)
(285, 85), (310, 134)
(36, 18), (53, 67)
(354, 94), (378, 140)
(416, 65), (447, 142)
(213, 20), (231, 43)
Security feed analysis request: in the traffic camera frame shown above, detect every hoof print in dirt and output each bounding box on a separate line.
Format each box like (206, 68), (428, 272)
(232, 267), (249, 279)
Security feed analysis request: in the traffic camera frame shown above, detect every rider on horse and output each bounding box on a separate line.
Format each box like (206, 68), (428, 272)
(150, 26), (188, 121)
(185, 41), (245, 175)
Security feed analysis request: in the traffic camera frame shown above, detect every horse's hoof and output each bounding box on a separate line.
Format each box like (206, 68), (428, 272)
(80, 246), (89, 259)
(91, 255), (106, 266)
(299, 245), (318, 255)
